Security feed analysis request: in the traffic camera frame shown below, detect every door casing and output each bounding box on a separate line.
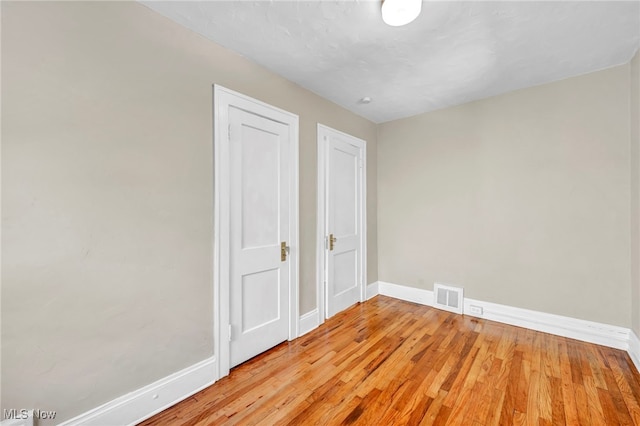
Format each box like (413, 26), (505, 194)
(213, 85), (299, 379)
(316, 124), (367, 322)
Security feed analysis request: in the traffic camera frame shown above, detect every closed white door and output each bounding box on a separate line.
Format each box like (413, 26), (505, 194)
(229, 106), (290, 367)
(321, 126), (365, 318)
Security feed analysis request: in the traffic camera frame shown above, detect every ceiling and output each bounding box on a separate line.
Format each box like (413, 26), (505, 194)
(142, 1), (640, 123)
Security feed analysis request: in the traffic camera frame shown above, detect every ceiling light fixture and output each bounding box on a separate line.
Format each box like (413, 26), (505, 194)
(381, 0), (422, 27)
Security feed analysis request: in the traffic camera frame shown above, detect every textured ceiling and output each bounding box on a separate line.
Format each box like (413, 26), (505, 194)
(142, 1), (640, 123)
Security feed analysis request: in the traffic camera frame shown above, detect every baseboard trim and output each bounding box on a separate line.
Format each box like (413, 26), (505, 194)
(58, 357), (216, 426)
(377, 281), (632, 353)
(366, 282), (379, 300)
(462, 297), (629, 350)
(378, 281), (433, 306)
(299, 309), (320, 336)
(629, 331), (640, 373)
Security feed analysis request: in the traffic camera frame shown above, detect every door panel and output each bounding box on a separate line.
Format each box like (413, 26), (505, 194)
(326, 134), (363, 318)
(230, 106), (289, 367)
(241, 268), (280, 332)
(333, 249), (358, 295)
(240, 124), (279, 248)
(333, 148), (357, 236)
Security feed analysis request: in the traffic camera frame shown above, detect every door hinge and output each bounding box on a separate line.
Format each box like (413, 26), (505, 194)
(228, 324), (232, 342)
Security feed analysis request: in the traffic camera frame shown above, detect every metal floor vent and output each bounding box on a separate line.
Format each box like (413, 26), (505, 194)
(433, 283), (463, 314)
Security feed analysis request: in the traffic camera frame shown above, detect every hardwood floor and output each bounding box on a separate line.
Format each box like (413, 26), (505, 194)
(140, 296), (640, 425)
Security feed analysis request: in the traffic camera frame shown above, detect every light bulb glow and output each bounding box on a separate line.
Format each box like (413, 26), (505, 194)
(381, 0), (422, 27)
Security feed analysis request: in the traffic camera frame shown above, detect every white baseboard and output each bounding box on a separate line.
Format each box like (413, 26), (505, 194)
(462, 297), (629, 350)
(299, 309), (320, 336)
(366, 282), (379, 300)
(629, 331), (640, 373)
(378, 281), (433, 306)
(377, 281), (633, 354)
(58, 357), (216, 426)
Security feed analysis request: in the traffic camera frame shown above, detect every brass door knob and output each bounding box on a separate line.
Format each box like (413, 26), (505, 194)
(329, 234), (337, 251)
(281, 242), (289, 261)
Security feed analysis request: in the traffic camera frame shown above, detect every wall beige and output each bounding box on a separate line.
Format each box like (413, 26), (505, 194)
(1, 1), (377, 423)
(378, 65), (632, 328)
(632, 49), (640, 335)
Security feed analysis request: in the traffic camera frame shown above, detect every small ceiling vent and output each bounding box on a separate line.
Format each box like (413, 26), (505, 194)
(433, 283), (463, 315)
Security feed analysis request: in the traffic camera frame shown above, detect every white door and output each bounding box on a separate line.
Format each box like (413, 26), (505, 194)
(318, 125), (366, 319)
(229, 106), (290, 367)
(214, 85), (299, 377)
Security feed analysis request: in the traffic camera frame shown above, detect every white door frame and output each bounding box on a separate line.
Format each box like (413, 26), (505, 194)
(316, 124), (367, 322)
(213, 85), (299, 379)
